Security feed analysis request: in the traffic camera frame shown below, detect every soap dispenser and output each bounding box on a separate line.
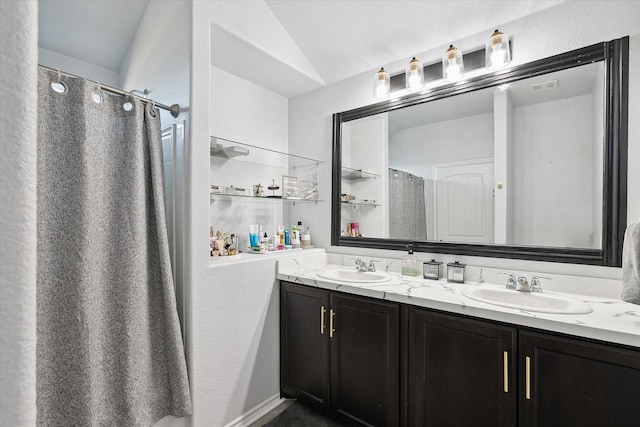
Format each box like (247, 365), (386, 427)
(401, 244), (421, 277)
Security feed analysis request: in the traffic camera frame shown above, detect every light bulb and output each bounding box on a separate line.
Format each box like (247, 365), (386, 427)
(373, 67), (390, 99)
(442, 45), (464, 82)
(405, 57), (425, 91)
(485, 30), (511, 70)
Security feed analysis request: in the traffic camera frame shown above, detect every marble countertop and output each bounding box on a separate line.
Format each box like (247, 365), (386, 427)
(277, 253), (640, 348)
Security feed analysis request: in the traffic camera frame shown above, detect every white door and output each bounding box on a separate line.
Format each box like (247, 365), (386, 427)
(435, 160), (494, 243)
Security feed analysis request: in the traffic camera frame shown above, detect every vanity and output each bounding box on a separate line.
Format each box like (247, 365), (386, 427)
(277, 253), (640, 427)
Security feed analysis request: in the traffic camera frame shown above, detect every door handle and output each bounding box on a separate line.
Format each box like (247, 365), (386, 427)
(329, 309), (336, 338)
(320, 306), (326, 334)
(503, 351), (509, 393)
(525, 356), (531, 400)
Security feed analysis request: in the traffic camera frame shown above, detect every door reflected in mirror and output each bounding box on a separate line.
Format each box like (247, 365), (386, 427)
(341, 62), (604, 250)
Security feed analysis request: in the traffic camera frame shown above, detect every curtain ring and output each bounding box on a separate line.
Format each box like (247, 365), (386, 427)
(92, 81), (103, 104)
(50, 69), (67, 94)
(149, 101), (157, 118)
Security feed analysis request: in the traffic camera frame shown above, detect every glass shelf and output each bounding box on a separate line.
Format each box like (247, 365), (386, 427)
(341, 201), (381, 208)
(211, 193), (322, 204)
(341, 167), (381, 180)
(211, 136), (323, 169)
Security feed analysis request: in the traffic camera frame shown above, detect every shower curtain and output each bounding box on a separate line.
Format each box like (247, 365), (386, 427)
(389, 168), (427, 240)
(36, 69), (192, 426)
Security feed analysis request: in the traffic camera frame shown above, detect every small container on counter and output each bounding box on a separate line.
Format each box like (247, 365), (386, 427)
(447, 261), (466, 283)
(401, 244), (421, 277)
(423, 259), (443, 280)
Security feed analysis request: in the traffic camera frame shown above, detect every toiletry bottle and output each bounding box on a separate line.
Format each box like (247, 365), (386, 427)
(278, 226), (285, 245)
(284, 228), (290, 246)
(401, 244), (420, 276)
(302, 226), (311, 248)
(291, 225), (300, 249)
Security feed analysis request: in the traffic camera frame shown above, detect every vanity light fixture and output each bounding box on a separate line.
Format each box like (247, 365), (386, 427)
(485, 29), (511, 70)
(442, 45), (464, 82)
(405, 57), (425, 90)
(373, 67), (390, 99)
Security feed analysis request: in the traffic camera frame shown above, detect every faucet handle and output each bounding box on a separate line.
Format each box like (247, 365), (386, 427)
(368, 260), (380, 272)
(498, 272), (517, 289)
(530, 275), (551, 293)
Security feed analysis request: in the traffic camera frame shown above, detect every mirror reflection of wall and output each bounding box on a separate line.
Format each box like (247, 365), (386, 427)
(342, 61), (604, 249)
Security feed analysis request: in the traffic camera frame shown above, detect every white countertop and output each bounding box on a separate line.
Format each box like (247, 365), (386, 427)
(277, 253), (640, 348)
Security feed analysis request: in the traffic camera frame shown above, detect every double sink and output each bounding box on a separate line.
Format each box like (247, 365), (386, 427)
(316, 267), (592, 315)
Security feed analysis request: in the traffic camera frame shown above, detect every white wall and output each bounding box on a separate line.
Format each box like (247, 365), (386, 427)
(38, 47), (120, 87)
(0, 1), (38, 425)
(118, 1), (192, 426)
(389, 113), (494, 179)
(209, 66), (289, 247)
(511, 94), (594, 248)
(190, 2), (296, 425)
(289, 1), (640, 281)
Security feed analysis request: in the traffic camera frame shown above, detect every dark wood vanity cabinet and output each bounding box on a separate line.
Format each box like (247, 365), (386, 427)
(280, 282), (400, 426)
(519, 331), (640, 427)
(408, 307), (516, 427)
(281, 281), (639, 427)
(280, 282), (331, 410)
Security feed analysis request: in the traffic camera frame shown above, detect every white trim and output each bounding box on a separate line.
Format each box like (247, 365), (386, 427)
(224, 394), (285, 427)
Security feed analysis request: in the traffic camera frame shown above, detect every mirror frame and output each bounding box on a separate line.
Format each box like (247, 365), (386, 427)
(332, 37), (628, 267)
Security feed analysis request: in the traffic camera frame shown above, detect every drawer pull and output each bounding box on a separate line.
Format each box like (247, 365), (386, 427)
(503, 351), (509, 393)
(330, 309), (336, 338)
(525, 356), (531, 400)
(320, 306), (326, 334)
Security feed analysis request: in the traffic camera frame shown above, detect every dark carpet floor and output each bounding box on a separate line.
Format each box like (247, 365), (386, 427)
(261, 401), (357, 427)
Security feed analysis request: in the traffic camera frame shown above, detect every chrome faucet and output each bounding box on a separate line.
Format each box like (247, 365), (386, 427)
(351, 258), (379, 272)
(499, 273), (517, 290)
(352, 258), (367, 271)
(530, 275), (551, 293)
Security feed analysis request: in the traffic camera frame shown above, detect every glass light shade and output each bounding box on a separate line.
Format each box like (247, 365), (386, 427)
(405, 57), (425, 90)
(485, 29), (511, 70)
(442, 45), (464, 82)
(373, 67), (390, 99)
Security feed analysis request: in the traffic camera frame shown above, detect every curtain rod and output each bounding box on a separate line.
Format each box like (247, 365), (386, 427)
(38, 64), (181, 118)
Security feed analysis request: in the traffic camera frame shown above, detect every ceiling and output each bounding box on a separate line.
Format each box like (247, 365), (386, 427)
(38, 0), (150, 72)
(38, 0), (566, 97)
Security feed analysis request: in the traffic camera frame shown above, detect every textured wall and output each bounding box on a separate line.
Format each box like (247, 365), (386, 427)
(0, 0), (38, 425)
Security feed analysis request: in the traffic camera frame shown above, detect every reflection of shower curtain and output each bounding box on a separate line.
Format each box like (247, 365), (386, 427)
(389, 168), (427, 240)
(36, 69), (192, 425)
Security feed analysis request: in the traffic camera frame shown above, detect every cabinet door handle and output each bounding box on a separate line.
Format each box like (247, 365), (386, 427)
(320, 306), (327, 334)
(329, 309), (336, 338)
(503, 351), (509, 393)
(525, 356), (531, 400)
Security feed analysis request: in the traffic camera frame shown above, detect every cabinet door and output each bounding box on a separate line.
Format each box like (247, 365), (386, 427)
(330, 293), (400, 427)
(408, 308), (516, 427)
(280, 282), (330, 410)
(520, 331), (640, 427)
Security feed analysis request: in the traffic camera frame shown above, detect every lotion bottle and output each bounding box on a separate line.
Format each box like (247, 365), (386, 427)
(401, 244), (420, 276)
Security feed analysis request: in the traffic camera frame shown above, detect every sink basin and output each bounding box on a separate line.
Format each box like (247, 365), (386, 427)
(317, 267), (392, 283)
(462, 287), (593, 314)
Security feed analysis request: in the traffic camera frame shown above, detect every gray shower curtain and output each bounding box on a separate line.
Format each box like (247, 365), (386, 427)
(389, 168), (427, 240)
(36, 69), (192, 426)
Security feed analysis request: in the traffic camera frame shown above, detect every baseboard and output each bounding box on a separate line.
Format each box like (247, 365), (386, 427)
(225, 393), (285, 427)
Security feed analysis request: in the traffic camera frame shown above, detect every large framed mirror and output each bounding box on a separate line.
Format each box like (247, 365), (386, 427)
(332, 38), (628, 267)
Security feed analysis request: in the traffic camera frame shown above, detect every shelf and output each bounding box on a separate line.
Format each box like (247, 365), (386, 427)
(341, 167), (381, 180)
(211, 193), (323, 204)
(341, 201), (381, 208)
(211, 136), (323, 169)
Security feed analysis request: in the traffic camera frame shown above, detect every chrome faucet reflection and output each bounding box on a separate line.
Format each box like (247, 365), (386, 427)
(351, 258), (379, 272)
